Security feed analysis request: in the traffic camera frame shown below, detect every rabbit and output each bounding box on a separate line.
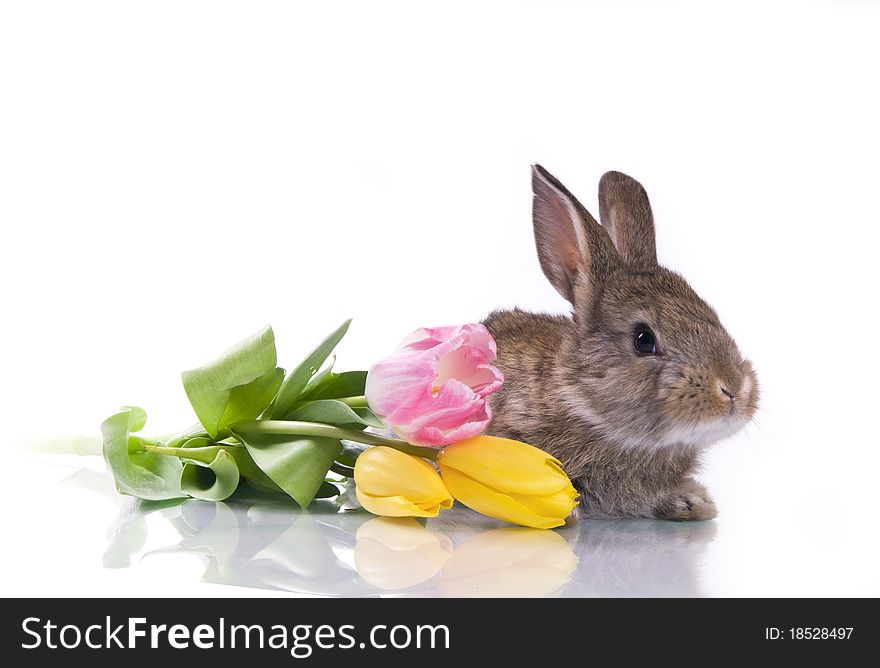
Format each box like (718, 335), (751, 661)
(483, 165), (758, 520)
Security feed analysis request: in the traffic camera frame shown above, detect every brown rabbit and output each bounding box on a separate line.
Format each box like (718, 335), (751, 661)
(483, 166), (758, 520)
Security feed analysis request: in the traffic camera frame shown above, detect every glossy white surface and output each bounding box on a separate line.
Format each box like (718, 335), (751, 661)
(5, 450), (877, 598)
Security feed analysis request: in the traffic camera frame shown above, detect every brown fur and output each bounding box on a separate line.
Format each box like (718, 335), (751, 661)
(483, 166), (758, 520)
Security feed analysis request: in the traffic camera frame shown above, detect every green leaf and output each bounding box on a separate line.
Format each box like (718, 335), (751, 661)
(286, 399), (372, 427)
(163, 423), (210, 449)
(180, 449), (240, 501)
(227, 445), (285, 494)
(336, 440), (368, 467)
(351, 406), (386, 429)
(314, 481), (341, 498)
(217, 367), (284, 431)
(235, 431), (342, 507)
(298, 355), (335, 400)
(181, 437), (284, 494)
(101, 407), (184, 501)
(303, 370), (368, 401)
(181, 325), (283, 438)
(271, 319), (352, 418)
(180, 436), (210, 447)
(125, 405), (148, 431)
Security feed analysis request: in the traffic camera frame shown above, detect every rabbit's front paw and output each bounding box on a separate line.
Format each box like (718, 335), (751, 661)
(654, 479), (717, 521)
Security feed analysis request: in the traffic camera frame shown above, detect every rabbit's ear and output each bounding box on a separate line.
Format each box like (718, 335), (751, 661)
(598, 171), (657, 270)
(532, 164), (619, 307)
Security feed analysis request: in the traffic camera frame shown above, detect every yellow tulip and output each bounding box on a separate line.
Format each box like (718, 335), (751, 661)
(354, 446), (454, 518)
(437, 435), (579, 529)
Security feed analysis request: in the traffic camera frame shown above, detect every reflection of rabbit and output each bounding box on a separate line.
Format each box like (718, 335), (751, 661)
(485, 166), (759, 519)
(558, 519), (717, 597)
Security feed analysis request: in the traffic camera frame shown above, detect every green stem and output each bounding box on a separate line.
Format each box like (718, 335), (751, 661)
(141, 443), (224, 465)
(231, 420), (440, 460)
(294, 395), (369, 409)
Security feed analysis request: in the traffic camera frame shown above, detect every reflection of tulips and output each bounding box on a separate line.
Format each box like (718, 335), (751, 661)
(354, 446), (453, 518)
(104, 490), (581, 597)
(437, 436), (579, 529)
(354, 518), (453, 590)
(440, 528), (578, 598)
(350, 519), (578, 596)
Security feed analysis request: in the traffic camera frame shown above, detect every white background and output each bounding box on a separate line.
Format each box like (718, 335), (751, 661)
(1, 0), (878, 597)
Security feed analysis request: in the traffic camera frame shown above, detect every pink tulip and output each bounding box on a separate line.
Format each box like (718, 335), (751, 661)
(365, 323), (504, 447)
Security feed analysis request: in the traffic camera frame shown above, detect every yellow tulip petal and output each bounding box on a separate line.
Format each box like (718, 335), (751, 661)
(438, 436), (571, 496)
(509, 485), (579, 520)
(355, 447), (451, 504)
(440, 467), (569, 529)
(416, 494), (454, 513)
(413, 492), (454, 514)
(355, 488), (442, 518)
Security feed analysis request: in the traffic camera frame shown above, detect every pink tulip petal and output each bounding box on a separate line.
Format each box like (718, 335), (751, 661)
(398, 326), (462, 352)
(396, 380), (493, 447)
(365, 354), (435, 421)
(474, 364), (505, 397)
(365, 323), (504, 447)
(398, 323), (496, 360)
(367, 330), (470, 417)
(408, 379), (486, 431)
(408, 412), (493, 447)
(436, 348), (504, 398)
(458, 323), (498, 360)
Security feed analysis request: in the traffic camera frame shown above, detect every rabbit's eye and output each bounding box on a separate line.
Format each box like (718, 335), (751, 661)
(634, 327), (658, 355)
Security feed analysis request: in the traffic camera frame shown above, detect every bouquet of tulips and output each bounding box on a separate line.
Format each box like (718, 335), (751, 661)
(102, 321), (578, 529)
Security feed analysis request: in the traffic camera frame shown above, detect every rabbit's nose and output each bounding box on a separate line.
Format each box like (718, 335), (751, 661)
(715, 379), (738, 415)
(714, 376), (740, 401)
